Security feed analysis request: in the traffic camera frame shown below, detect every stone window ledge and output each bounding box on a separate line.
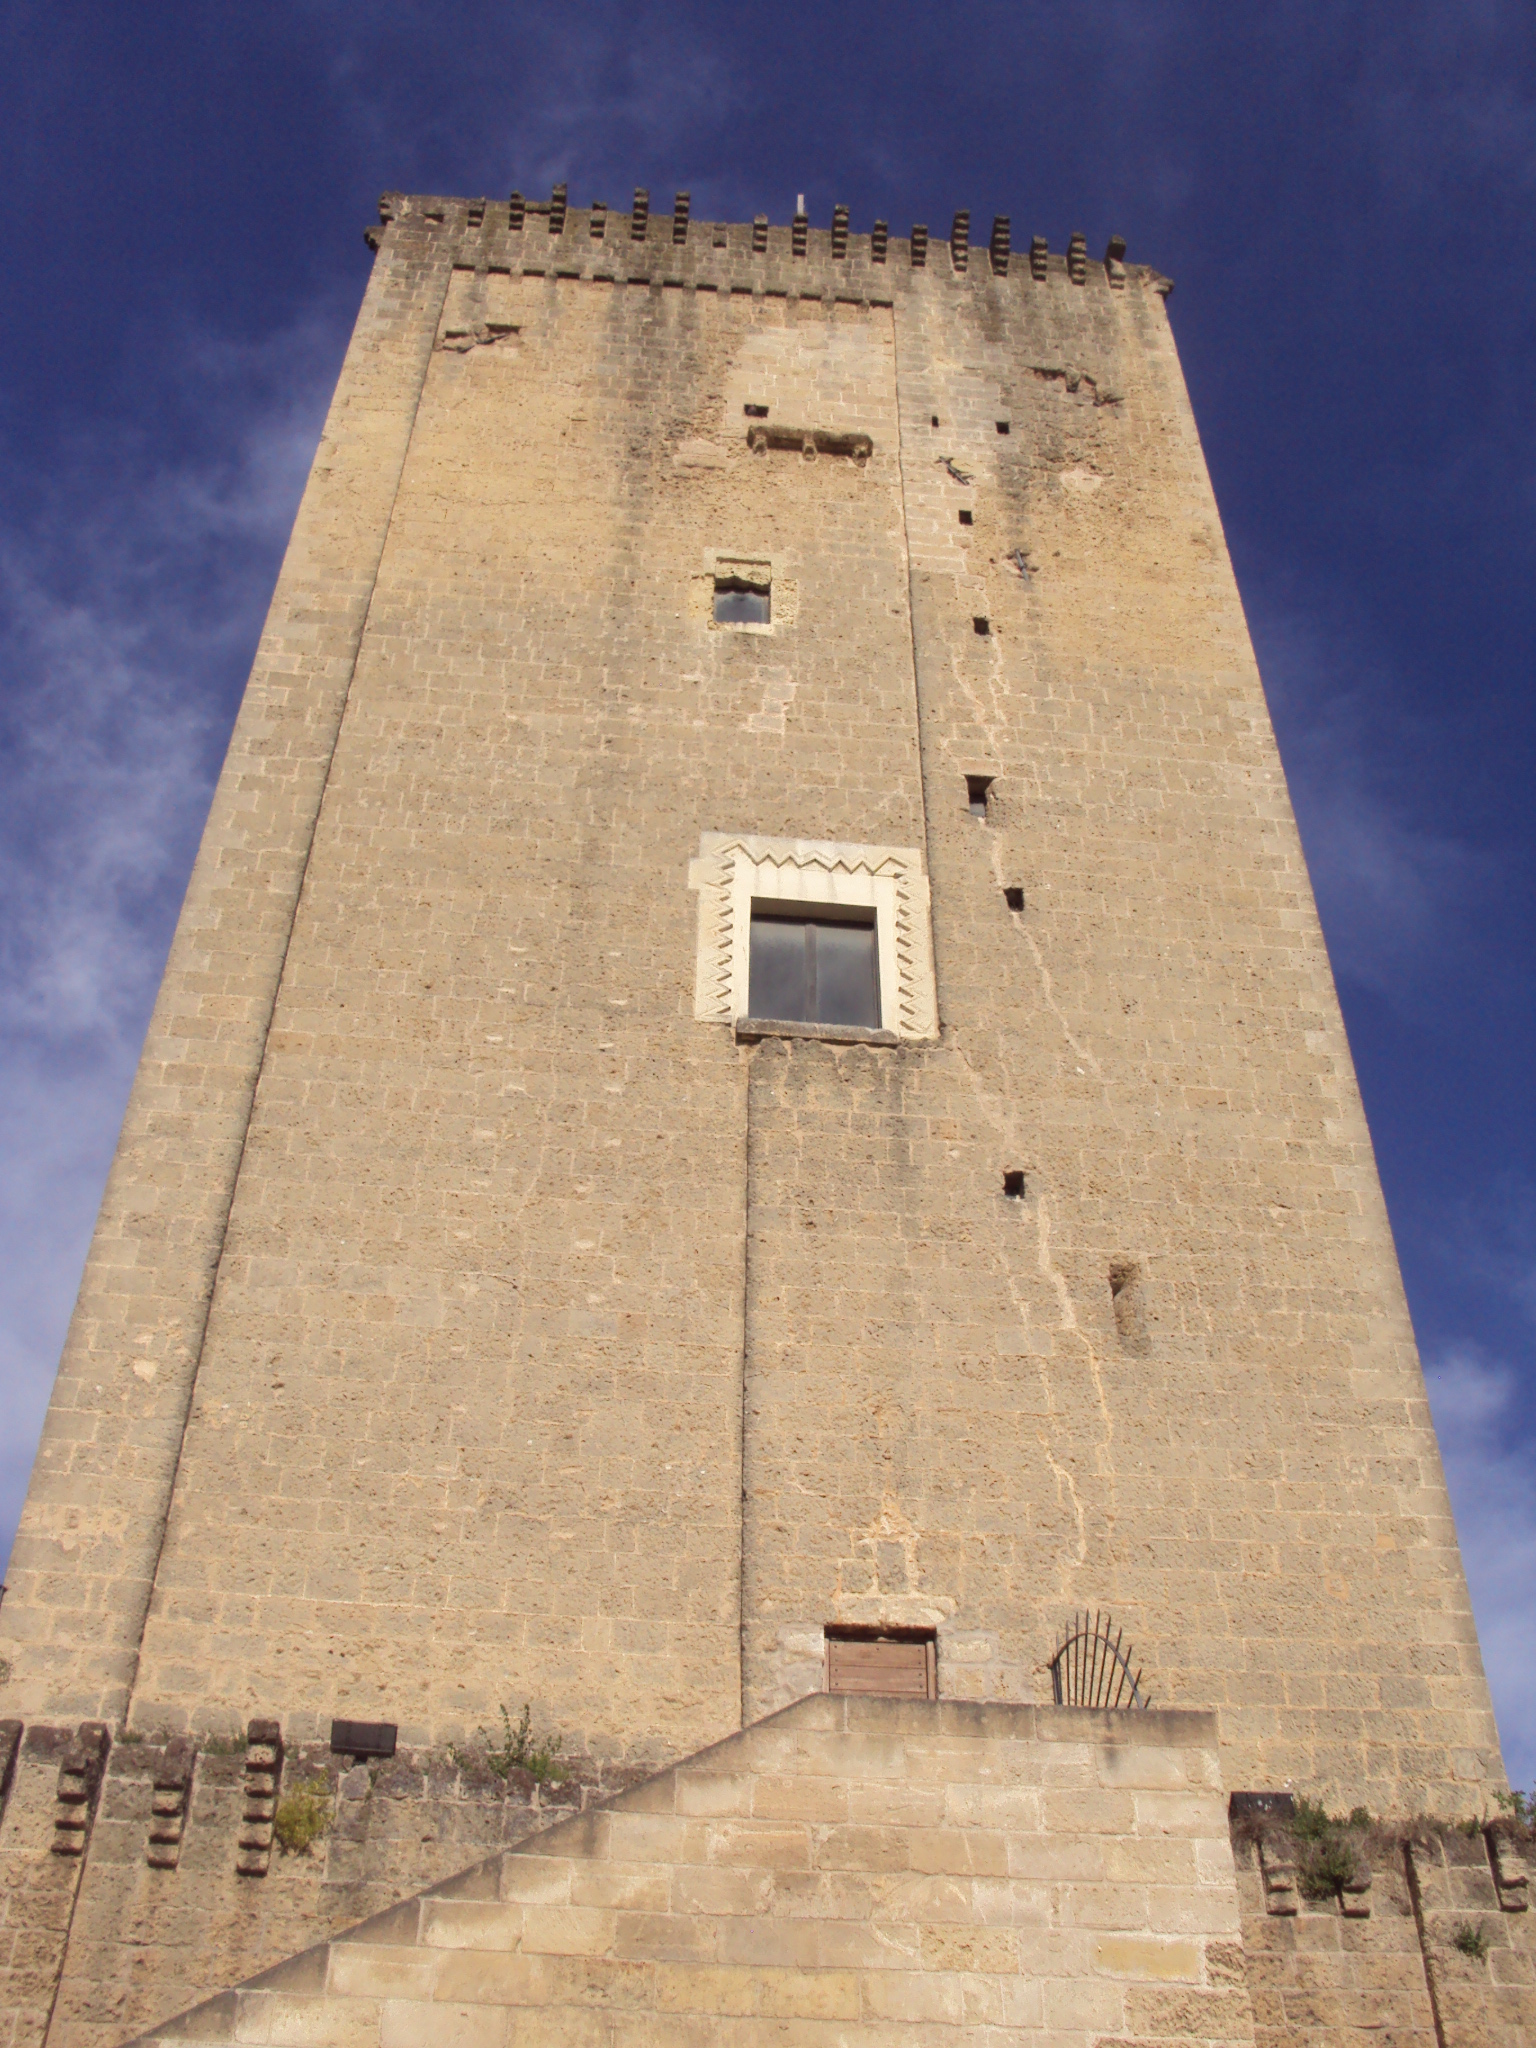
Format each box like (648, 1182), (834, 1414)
(735, 1016), (899, 1049)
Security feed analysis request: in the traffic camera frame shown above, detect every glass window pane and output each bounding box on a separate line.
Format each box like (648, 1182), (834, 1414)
(812, 921), (879, 1029)
(748, 917), (809, 1020)
(714, 582), (770, 625)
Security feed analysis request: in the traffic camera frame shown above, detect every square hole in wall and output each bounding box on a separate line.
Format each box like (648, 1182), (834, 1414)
(1003, 1170), (1026, 1198)
(958, 509), (973, 526)
(973, 616), (990, 636)
(1004, 886), (1024, 912)
(965, 775), (994, 819)
(744, 403), (769, 418)
(996, 420), (1011, 434)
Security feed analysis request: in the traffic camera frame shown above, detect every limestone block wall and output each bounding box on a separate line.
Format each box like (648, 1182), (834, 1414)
(128, 1698), (1257, 2048)
(25, 1725), (644, 2048)
(1232, 1812), (1536, 2045)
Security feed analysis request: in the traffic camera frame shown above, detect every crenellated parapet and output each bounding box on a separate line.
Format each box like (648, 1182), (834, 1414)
(365, 185), (1172, 303)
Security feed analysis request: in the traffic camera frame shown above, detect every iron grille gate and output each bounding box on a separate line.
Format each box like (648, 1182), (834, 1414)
(1049, 1611), (1150, 1709)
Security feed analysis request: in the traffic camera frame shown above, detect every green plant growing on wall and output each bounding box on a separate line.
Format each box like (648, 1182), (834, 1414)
(1494, 1787), (1536, 1832)
(459, 1703), (563, 1786)
(1452, 1922), (1491, 1960)
(1290, 1796), (1370, 1901)
(273, 1776), (333, 1855)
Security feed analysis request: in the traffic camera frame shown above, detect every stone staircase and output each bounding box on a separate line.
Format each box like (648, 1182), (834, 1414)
(132, 1694), (1254, 2047)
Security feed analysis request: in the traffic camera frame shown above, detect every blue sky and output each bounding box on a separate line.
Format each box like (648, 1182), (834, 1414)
(2, 1), (1533, 1780)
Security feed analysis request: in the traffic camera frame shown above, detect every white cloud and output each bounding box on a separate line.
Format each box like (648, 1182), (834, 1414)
(1252, 603), (1496, 994)
(0, 312), (338, 1570)
(1425, 1344), (1536, 1789)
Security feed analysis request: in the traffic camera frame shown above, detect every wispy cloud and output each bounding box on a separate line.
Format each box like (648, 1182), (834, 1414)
(1445, 1175), (1536, 1333)
(0, 311), (338, 1567)
(1252, 603), (1497, 995)
(1425, 1344), (1536, 1789)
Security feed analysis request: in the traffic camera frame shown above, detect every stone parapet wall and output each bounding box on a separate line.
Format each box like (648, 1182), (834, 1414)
(369, 187), (1166, 311)
(8, 1719), (644, 2048)
(129, 1699), (1255, 2048)
(1232, 1806), (1536, 2046)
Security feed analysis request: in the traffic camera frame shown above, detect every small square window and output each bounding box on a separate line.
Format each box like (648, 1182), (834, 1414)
(748, 907), (879, 1029)
(714, 575), (770, 625)
(966, 775), (994, 819)
(996, 419), (1011, 434)
(744, 402), (769, 418)
(958, 509), (973, 526)
(973, 615), (990, 636)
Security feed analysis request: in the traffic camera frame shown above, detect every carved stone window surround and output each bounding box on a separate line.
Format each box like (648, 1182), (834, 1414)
(688, 832), (938, 1041)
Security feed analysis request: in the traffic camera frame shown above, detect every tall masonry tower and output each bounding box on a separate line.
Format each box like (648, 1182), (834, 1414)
(3, 190), (1528, 2048)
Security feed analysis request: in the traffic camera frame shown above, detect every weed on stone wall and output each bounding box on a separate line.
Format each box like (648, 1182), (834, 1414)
(1236, 1785), (1536, 1914)
(451, 1703), (564, 1787)
(273, 1776), (333, 1855)
(1288, 1798), (1373, 1900)
(199, 1732), (248, 1756)
(1452, 1921), (1492, 1960)
(1495, 1787), (1536, 1835)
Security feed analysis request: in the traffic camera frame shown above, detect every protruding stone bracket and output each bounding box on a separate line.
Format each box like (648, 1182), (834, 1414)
(752, 214), (767, 253)
(950, 209), (970, 271)
(52, 1722), (110, 1859)
(631, 189), (648, 239)
(508, 190), (525, 233)
(146, 1738), (197, 1870)
(1030, 234), (1048, 280)
(990, 216), (1010, 275)
(1104, 233), (1127, 287)
(673, 191), (690, 244)
(237, 1718), (283, 1878)
(746, 424), (873, 466)
(549, 184), (567, 236)
(792, 209), (808, 259)
(1258, 1837), (1299, 1915)
(1067, 231), (1088, 284)
(831, 204), (849, 260)
(1489, 1827), (1530, 1910)
(871, 220), (888, 263)
(910, 224), (928, 267)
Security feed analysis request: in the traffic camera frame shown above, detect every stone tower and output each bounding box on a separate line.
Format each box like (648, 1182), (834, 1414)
(2, 189), (1528, 2048)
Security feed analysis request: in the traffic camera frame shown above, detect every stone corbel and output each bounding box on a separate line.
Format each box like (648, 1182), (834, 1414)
(1259, 1837), (1299, 1915)
(1489, 1828), (1530, 1911)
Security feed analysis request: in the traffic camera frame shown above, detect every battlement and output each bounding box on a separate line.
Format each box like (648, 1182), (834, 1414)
(365, 186), (1172, 303)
